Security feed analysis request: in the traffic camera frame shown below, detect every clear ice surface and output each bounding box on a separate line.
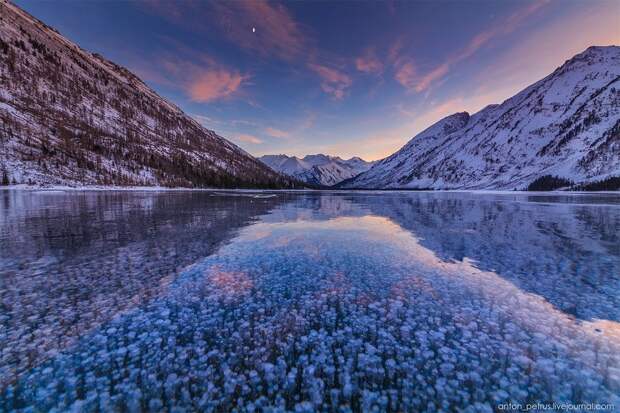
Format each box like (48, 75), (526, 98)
(1, 190), (619, 411)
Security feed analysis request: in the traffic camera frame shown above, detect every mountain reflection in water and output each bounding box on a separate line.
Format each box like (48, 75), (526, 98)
(1, 190), (618, 411)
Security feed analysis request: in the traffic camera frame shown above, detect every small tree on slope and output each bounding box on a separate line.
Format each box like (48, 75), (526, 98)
(1, 166), (10, 186)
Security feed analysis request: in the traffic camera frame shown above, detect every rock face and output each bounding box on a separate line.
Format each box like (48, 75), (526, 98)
(341, 46), (620, 190)
(0, 0), (297, 188)
(259, 154), (374, 186)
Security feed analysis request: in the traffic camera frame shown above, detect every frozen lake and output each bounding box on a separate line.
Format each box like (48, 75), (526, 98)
(1, 190), (619, 411)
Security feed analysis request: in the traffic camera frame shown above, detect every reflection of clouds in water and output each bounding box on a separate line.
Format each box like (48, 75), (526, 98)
(228, 213), (620, 385)
(0, 190), (286, 389)
(438, 257), (620, 382)
(3, 191), (620, 410)
(206, 265), (253, 301)
(272, 235), (296, 248)
(236, 227), (272, 242)
(209, 214), (620, 367)
(351, 192), (620, 322)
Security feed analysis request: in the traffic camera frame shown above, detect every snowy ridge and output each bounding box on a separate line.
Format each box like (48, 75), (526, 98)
(0, 0), (296, 188)
(259, 154), (375, 186)
(342, 46), (620, 189)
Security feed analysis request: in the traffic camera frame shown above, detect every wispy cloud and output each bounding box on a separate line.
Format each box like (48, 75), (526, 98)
(453, 0), (550, 64)
(355, 48), (383, 74)
(213, 0), (309, 62)
(474, 0), (620, 99)
(413, 63), (449, 93)
(231, 119), (259, 127)
(299, 112), (317, 130)
(308, 63), (352, 100)
(388, 39), (421, 92)
(192, 114), (221, 127)
(162, 57), (249, 103)
(388, 38), (405, 64)
(393, 60), (417, 90)
(145, 0), (353, 100)
(391, 0), (551, 93)
(133, 45), (250, 103)
(265, 127), (290, 139)
(187, 69), (248, 103)
(236, 134), (263, 144)
(214, 0), (355, 101)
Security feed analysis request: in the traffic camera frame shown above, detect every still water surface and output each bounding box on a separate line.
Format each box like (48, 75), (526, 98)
(1, 190), (619, 411)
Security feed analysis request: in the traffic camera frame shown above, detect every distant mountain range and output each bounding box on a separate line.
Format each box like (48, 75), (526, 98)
(341, 46), (620, 190)
(0, 0), (297, 188)
(259, 154), (374, 186)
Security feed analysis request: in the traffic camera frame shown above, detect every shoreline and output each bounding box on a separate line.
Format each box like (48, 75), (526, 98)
(1, 185), (618, 195)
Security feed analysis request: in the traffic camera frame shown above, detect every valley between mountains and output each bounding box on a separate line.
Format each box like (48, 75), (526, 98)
(0, 0), (618, 190)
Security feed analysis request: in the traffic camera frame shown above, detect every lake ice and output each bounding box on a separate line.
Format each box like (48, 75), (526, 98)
(1, 190), (619, 411)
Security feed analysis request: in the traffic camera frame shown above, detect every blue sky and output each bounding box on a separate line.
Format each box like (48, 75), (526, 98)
(15, 0), (620, 160)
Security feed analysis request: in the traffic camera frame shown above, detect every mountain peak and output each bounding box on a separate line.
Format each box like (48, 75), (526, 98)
(440, 111), (470, 132)
(342, 46), (620, 190)
(347, 156), (366, 162)
(553, 45), (620, 75)
(259, 153), (374, 186)
(582, 45), (619, 55)
(406, 111), (470, 143)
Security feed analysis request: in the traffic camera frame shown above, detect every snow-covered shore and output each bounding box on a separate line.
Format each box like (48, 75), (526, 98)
(2, 185), (618, 196)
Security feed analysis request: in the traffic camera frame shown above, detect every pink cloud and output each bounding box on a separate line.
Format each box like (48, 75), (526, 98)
(143, 0), (308, 62)
(213, 0), (308, 62)
(413, 63), (449, 93)
(355, 49), (383, 74)
(455, 0), (550, 63)
(308, 63), (352, 100)
(236, 134), (263, 144)
(388, 38), (405, 64)
(394, 60), (417, 90)
(148, 53), (250, 103)
(141, 0), (185, 21)
(143, 0), (353, 100)
(392, 0), (550, 92)
(188, 69), (248, 102)
(265, 127), (290, 139)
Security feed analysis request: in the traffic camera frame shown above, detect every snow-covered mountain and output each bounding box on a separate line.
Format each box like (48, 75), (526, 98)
(0, 0), (297, 188)
(259, 154), (374, 186)
(341, 46), (620, 190)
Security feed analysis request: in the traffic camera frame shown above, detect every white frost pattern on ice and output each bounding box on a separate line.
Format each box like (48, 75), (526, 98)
(2, 210), (619, 412)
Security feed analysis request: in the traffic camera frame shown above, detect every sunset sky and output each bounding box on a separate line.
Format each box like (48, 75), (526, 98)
(14, 0), (620, 161)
